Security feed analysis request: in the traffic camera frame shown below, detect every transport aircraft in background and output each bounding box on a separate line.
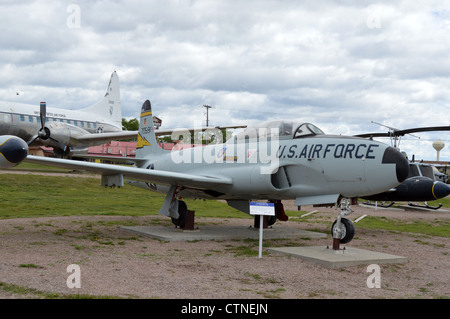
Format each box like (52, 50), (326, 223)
(0, 71), (137, 156)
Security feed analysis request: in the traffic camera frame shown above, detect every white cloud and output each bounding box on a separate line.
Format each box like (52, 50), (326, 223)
(1, 0), (450, 160)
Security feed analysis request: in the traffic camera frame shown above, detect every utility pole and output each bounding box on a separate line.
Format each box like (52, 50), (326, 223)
(203, 104), (213, 127)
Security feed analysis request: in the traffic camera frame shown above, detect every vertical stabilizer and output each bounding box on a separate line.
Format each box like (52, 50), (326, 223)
(81, 71), (122, 129)
(135, 100), (166, 158)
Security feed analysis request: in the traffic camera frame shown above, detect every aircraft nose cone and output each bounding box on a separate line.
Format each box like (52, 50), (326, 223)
(432, 181), (450, 200)
(382, 146), (409, 183)
(0, 136), (29, 164)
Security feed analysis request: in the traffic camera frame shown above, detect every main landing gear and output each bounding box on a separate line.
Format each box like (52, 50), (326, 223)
(171, 199), (197, 230)
(330, 198), (355, 250)
(171, 200), (187, 228)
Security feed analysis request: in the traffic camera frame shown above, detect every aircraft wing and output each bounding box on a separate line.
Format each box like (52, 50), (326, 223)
(75, 131), (138, 143)
(25, 155), (232, 189)
(154, 125), (246, 137)
(74, 125), (247, 143)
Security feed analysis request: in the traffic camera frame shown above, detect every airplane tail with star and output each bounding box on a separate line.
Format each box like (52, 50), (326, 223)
(135, 100), (168, 159)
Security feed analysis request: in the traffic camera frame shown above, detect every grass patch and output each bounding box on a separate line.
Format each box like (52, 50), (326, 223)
(0, 281), (123, 299)
(0, 173), (243, 219)
(356, 216), (450, 238)
(19, 264), (44, 269)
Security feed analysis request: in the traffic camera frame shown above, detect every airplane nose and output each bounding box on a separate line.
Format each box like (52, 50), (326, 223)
(432, 181), (450, 200)
(382, 146), (409, 183)
(0, 136), (29, 165)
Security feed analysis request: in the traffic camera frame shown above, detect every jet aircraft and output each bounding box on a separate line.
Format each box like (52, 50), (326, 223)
(0, 71), (137, 156)
(25, 100), (409, 247)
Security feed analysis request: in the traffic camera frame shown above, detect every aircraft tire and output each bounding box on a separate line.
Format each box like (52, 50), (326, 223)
(331, 218), (355, 244)
(171, 200), (187, 228)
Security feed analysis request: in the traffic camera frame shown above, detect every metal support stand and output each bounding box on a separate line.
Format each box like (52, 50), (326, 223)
(258, 215), (263, 259)
(332, 238), (341, 250)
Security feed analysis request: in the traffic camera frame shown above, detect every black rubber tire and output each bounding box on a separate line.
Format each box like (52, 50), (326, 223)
(331, 218), (355, 244)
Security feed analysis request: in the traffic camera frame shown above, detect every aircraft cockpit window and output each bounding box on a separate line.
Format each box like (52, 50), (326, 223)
(294, 123), (325, 138)
(233, 121), (324, 141)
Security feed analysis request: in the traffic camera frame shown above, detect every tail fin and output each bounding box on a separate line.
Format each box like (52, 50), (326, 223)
(81, 71), (122, 130)
(135, 100), (167, 158)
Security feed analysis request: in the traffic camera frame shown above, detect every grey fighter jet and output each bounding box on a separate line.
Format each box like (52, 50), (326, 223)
(25, 100), (409, 246)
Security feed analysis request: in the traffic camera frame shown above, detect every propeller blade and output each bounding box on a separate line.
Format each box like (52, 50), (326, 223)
(27, 135), (39, 145)
(31, 101), (69, 154)
(49, 137), (68, 152)
(40, 102), (46, 129)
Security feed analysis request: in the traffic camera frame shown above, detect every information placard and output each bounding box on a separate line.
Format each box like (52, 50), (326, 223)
(249, 202), (275, 216)
(249, 202), (275, 259)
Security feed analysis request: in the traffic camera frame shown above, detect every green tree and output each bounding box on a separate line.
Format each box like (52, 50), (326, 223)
(122, 118), (139, 131)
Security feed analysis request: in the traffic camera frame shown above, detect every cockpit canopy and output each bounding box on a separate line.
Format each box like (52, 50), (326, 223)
(233, 120), (325, 141)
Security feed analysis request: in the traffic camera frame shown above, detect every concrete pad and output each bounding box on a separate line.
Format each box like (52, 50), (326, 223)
(120, 225), (326, 242)
(268, 246), (408, 268)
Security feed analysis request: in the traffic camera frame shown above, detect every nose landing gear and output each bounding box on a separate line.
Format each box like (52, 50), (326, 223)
(331, 198), (355, 250)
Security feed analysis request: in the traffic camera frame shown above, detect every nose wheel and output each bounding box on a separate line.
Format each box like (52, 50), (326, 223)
(331, 217), (354, 244)
(331, 198), (355, 250)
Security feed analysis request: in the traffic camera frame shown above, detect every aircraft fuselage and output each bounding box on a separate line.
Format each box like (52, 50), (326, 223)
(136, 135), (408, 204)
(0, 101), (121, 147)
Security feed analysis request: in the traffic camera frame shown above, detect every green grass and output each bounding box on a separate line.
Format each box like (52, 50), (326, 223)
(7, 162), (76, 173)
(356, 216), (450, 238)
(1, 164), (449, 239)
(427, 196), (450, 208)
(0, 171), (246, 219)
(0, 281), (122, 299)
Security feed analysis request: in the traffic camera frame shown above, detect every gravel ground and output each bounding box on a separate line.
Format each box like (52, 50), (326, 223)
(0, 203), (449, 299)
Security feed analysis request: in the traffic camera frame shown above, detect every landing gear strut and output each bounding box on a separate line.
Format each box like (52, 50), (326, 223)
(331, 198), (355, 250)
(171, 200), (187, 228)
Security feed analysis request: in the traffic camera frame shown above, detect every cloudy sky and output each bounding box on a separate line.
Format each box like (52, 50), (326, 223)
(1, 0), (450, 160)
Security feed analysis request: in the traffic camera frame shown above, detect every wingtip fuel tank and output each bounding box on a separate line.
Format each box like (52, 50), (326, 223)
(0, 135), (29, 168)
